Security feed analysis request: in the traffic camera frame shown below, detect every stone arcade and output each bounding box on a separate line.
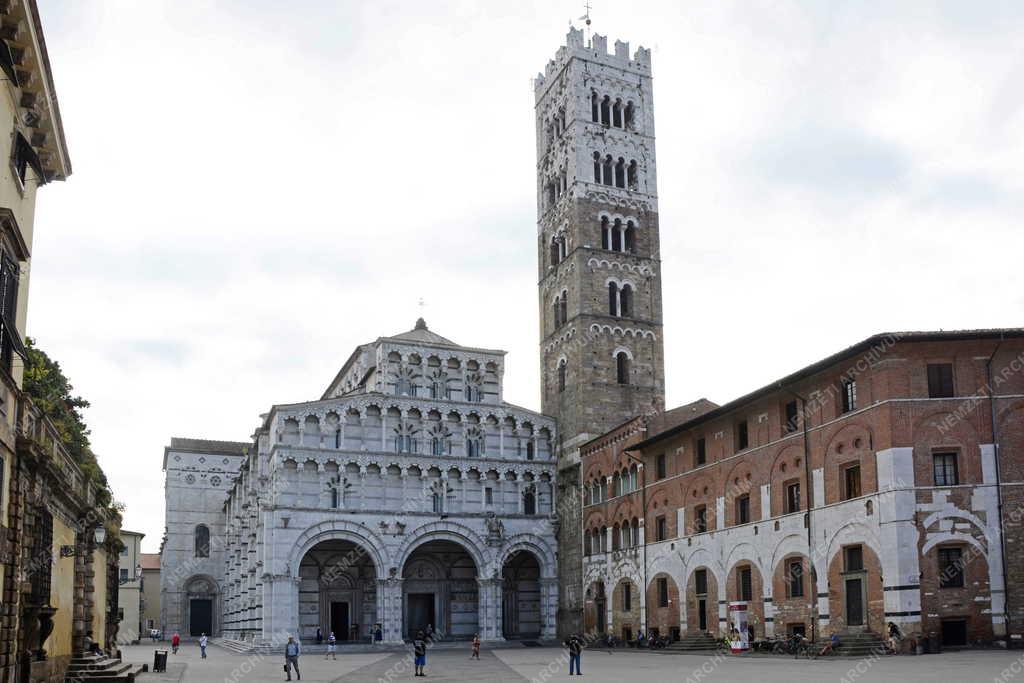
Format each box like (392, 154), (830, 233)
(161, 321), (559, 643)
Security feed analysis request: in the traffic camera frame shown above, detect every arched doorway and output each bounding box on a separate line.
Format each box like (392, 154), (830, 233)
(502, 551), (541, 639)
(183, 575), (218, 637)
(298, 539), (377, 642)
(402, 540), (478, 640)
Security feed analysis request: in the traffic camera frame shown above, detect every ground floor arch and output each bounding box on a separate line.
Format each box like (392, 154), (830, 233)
(584, 580), (608, 634)
(298, 539), (378, 642)
(183, 575), (220, 637)
(502, 550), (541, 639)
(402, 539), (479, 640)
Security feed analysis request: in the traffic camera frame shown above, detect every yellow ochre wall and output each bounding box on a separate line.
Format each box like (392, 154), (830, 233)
(91, 547), (108, 644)
(47, 516), (76, 658)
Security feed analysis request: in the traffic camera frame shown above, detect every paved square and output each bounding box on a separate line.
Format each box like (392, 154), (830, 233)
(123, 643), (1024, 683)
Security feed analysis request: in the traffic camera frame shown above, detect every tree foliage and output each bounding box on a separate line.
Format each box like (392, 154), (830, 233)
(23, 337), (110, 494)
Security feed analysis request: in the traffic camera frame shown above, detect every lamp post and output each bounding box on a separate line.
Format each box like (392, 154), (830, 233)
(93, 526), (107, 546)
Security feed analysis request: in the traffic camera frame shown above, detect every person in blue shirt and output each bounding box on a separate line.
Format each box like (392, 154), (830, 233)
(413, 631), (427, 677)
(285, 635), (301, 680)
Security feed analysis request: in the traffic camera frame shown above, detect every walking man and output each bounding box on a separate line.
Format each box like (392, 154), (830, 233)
(285, 635), (301, 681)
(471, 633), (480, 660)
(565, 633), (583, 676)
(325, 631), (337, 660)
(413, 630), (427, 677)
(199, 633), (208, 659)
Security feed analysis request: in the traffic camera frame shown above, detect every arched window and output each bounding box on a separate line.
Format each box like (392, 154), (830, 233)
(624, 222), (636, 253)
(631, 518), (640, 546)
(612, 219), (623, 251)
(550, 236), (560, 266)
(194, 525), (210, 558)
(552, 295), (561, 328)
(559, 290), (567, 326)
(627, 160), (638, 189)
(608, 282), (619, 316)
(620, 284), (633, 317)
(615, 158), (625, 188)
(621, 523), (631, 548)
(601, 216), (610, 249)
(526, 441), (535, 460)
(591, 92), (599, 123)
(584, 530), (592, 555)
(612, 471), (621, 497)
(616, 351), (630, 385)
(624, 101), (635, 129)
(613, 98), (623, 128)
(466, 430), (483, 457)
(523, 488), (537, 515)
(557, 359), (567, 393)
(593, 151), (601, 183)
(612, 523), (621, 551)
(600, 96), (611, 126)
(603, 155), (614, 186)
(600, 525), (608, 552)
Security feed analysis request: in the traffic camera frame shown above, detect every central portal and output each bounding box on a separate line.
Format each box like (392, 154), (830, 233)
(402, 540), (479, 640)
(330, 602), (350, 641)
(406, 594), (436, 639)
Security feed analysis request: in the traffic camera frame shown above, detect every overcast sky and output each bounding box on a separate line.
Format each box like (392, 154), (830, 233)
(32, 1), (1024, 552)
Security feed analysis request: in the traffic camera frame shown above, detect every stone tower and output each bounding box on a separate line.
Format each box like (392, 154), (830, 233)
(534, 28), (666, 636)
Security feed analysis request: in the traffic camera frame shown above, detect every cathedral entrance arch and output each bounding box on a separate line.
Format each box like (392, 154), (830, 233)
(183, 575), (219, 637)
(401, 540), (479, 640)
(298, 539), (378, 642)
(501, 550), (541, 639)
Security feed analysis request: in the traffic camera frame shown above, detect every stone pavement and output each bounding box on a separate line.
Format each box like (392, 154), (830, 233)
(123, 642), (1024, 683)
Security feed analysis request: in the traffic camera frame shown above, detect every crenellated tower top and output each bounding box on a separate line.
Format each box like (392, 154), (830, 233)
(534, 28), (652, 97)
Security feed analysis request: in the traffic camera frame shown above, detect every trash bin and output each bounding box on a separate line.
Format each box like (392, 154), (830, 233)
(153, 650), (168, 673)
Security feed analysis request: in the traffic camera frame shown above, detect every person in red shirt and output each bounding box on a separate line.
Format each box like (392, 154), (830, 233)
(171, 632), (180, 654)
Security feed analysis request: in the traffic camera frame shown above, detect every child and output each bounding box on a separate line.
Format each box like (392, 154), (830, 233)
(171, 632), (180, 654)
(413, 630), (427, 677)
(471, 633), (480, 660)
(326, 631), (337, 660)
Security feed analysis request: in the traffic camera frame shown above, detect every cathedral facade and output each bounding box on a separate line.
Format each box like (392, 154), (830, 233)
(161, 321), (558, 644)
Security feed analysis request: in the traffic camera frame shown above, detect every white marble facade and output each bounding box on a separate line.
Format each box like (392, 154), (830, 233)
(163, 320), (559, 644)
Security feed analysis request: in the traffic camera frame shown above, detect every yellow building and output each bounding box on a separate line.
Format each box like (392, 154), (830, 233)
(141, 553), (162, 637)
(117, 531), (145, 645)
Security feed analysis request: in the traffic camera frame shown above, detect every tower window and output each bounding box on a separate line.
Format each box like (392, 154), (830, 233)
(526, 441), (535, 460)
(601, 216), (610, 249)
(591, 91), (599, 123)
(600, 95), (611, 126)
(615, 157), (626, 188)
(613, 98), (623, 128)
(557, 360), (566, 393)
(615, 351), (630, 384)
(608, 282), (618, 316)
(603, 155), (613, 186)
(194, 525), (210, 558)
(627, 160), (638, 189)
(624, 223), (636, 253)
(612, 219), (622, 251)
(620, 284), (632, 317)
(624, 101), (635, 129)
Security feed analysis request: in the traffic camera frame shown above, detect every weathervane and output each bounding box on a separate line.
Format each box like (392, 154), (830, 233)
(578, 1), (593, 43)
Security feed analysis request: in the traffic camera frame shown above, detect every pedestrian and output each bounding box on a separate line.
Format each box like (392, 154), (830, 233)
(284, 635), (301, 681)
(171, 632), (180, 654)
(565, 633), (582, 675)
(887, 621), (903, 653)
(413, 630), (427, 677)
(316, 627), (323, 645)
(199, 633), (208, 659)
(471, 633), (480, 660)
(325, 631), (337, 660)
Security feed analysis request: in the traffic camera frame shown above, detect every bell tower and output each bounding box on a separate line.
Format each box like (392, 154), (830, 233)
(535, 28), (666, 635)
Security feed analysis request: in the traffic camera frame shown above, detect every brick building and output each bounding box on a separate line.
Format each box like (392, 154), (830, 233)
(581, 330), (1024, 647)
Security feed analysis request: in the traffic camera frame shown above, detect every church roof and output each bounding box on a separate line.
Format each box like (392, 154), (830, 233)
(384, 318), (460, 348)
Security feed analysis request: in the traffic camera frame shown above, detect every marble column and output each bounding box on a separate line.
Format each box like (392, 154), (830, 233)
(477, 578), (505, 642)
(540, 577), (559, 638)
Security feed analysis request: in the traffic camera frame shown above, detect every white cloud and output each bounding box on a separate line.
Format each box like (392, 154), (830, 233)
(31, 0), (1024, 550)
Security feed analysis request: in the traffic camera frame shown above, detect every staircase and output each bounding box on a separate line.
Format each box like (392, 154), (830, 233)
(835, 631), (889, 657)
(64, 653), (143, 682)
(667, 632), (720, 652)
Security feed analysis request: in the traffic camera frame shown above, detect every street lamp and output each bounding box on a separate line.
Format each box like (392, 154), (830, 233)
(93, 526), (106, 545)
